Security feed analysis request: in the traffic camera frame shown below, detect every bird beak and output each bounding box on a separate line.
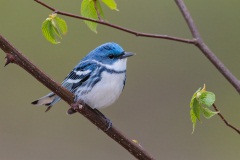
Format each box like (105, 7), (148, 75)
(120, 52), (135, 59)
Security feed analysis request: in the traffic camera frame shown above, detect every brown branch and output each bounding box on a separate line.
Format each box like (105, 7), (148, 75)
(0, 34), (155, 160)
(175, 0), (240, 93)
(34, 0), (195, 44)
(213, 104), (240, 134)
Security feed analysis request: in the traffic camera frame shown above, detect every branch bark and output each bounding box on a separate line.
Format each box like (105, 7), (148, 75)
(0, 34), (155, 160)
(34, 0), (195, 44)
(174, 0), (240, 93)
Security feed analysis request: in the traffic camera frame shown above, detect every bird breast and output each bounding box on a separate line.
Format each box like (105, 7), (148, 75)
(81, 71), (126, 109)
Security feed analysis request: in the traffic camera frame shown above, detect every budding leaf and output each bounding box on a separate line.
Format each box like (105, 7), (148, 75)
(81, 0), (104, 33)
(41, 14), (67, 44)
(190, 84), (217, 133)
(198, 91), (215, 107)
(42, 19), (59, 44)
(192, 98), (201, 121)
(102, 0), (118, 11)
(201, 107), (218, 119)
(190, 109), (197, 133)
(53, 16), (68, 36)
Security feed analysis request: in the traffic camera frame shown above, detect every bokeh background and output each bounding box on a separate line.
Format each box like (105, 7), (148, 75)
(1, 0), (240, 160)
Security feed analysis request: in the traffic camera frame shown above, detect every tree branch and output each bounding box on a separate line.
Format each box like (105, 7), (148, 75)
(213, 104), (240, 134)
(175, 0), (240, 93)
(34, 0), (195, 44)
(0, 34), (155, 160)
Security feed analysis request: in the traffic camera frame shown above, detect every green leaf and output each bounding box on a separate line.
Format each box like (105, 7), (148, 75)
(189, 84), (217, 133)
(51, 20), (62, 38)
(42, 19), (59, 44)
(53, 16), (68, 35)
(41, 14), (68, 44)
(198, 91), (215, 107)
(192, 98), (201, 121)
(102, 0), (118, 10)
(190, 87), (201, 108)
(81, 0), (105, 33)
(201, 107), (218, 119)
(190, 87), (201, 133)
(190, 109), (197, 133)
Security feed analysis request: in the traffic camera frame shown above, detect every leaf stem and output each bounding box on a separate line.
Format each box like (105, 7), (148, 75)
(213, 104), (240, 134)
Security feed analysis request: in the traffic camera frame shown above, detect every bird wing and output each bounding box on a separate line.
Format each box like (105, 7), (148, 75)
(61, 61), (98, 93)
(32, 61), (99, 112)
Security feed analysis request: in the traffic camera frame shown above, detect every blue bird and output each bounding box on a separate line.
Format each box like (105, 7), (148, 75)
(31, 42), (134, 114)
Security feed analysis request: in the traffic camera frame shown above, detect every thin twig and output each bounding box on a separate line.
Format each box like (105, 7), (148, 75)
(175, 0), (240, 93)
(212, 104), (240, 134)
(0, 34), (155, 160)
(34, 0), (195, 44)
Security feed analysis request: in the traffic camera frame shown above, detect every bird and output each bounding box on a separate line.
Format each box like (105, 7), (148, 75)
(31, 42), (134, 115)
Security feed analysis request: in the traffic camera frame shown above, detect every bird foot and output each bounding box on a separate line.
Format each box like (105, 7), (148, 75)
(67, 100), (85, 115)
(104, 118), (112, 131)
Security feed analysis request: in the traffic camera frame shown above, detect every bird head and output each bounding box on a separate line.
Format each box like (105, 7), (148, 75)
(84, 42), (134, 65)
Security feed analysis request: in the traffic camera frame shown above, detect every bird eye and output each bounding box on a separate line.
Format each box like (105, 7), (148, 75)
(108, 54), (114, 59)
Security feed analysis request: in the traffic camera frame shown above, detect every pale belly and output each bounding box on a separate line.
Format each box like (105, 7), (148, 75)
(78, 71), (126, 109)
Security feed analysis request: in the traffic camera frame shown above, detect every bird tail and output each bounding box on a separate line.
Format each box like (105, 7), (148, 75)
(31, 92), (61, 112)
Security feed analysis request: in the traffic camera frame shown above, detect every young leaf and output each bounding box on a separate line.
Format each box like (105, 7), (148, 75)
(51, 20), (62, 38)
(190, 87), (201, 108)
(190, 87), (201, 133)
(53, 16), (68, 35)
(41, 14), (68, 44)
(42, 19), (59, 44)
(198, 91), (215, 107)
(190, 109), (197, 133)
(102, 0), (118, 11)
(201, 107), (218, 119)
(189, 84), (217, 133)
(81, 0), (104, 33)
(192, 98), (201, 121)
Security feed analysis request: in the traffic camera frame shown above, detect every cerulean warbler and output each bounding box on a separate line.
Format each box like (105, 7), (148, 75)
(32, 42), (134, 114)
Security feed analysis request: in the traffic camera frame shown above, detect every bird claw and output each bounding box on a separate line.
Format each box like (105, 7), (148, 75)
(104, 117), (112, 131)
(67, 100), (85, 115)
(67, 108), (77, 115)
(68, 102), (112, 131)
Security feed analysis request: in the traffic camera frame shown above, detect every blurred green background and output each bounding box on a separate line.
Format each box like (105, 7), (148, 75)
(1, 0), (240, 160)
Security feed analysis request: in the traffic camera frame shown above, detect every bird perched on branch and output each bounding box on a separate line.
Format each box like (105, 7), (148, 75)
(31, 42), (134, 115)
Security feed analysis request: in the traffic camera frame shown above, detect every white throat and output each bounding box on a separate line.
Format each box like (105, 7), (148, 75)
(92, 59), (127, 71)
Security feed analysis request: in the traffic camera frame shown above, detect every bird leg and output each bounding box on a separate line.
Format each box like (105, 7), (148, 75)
(67, 99), (85, 115)
(68, 100), (112, 131)
(94, 109), (112, 131)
